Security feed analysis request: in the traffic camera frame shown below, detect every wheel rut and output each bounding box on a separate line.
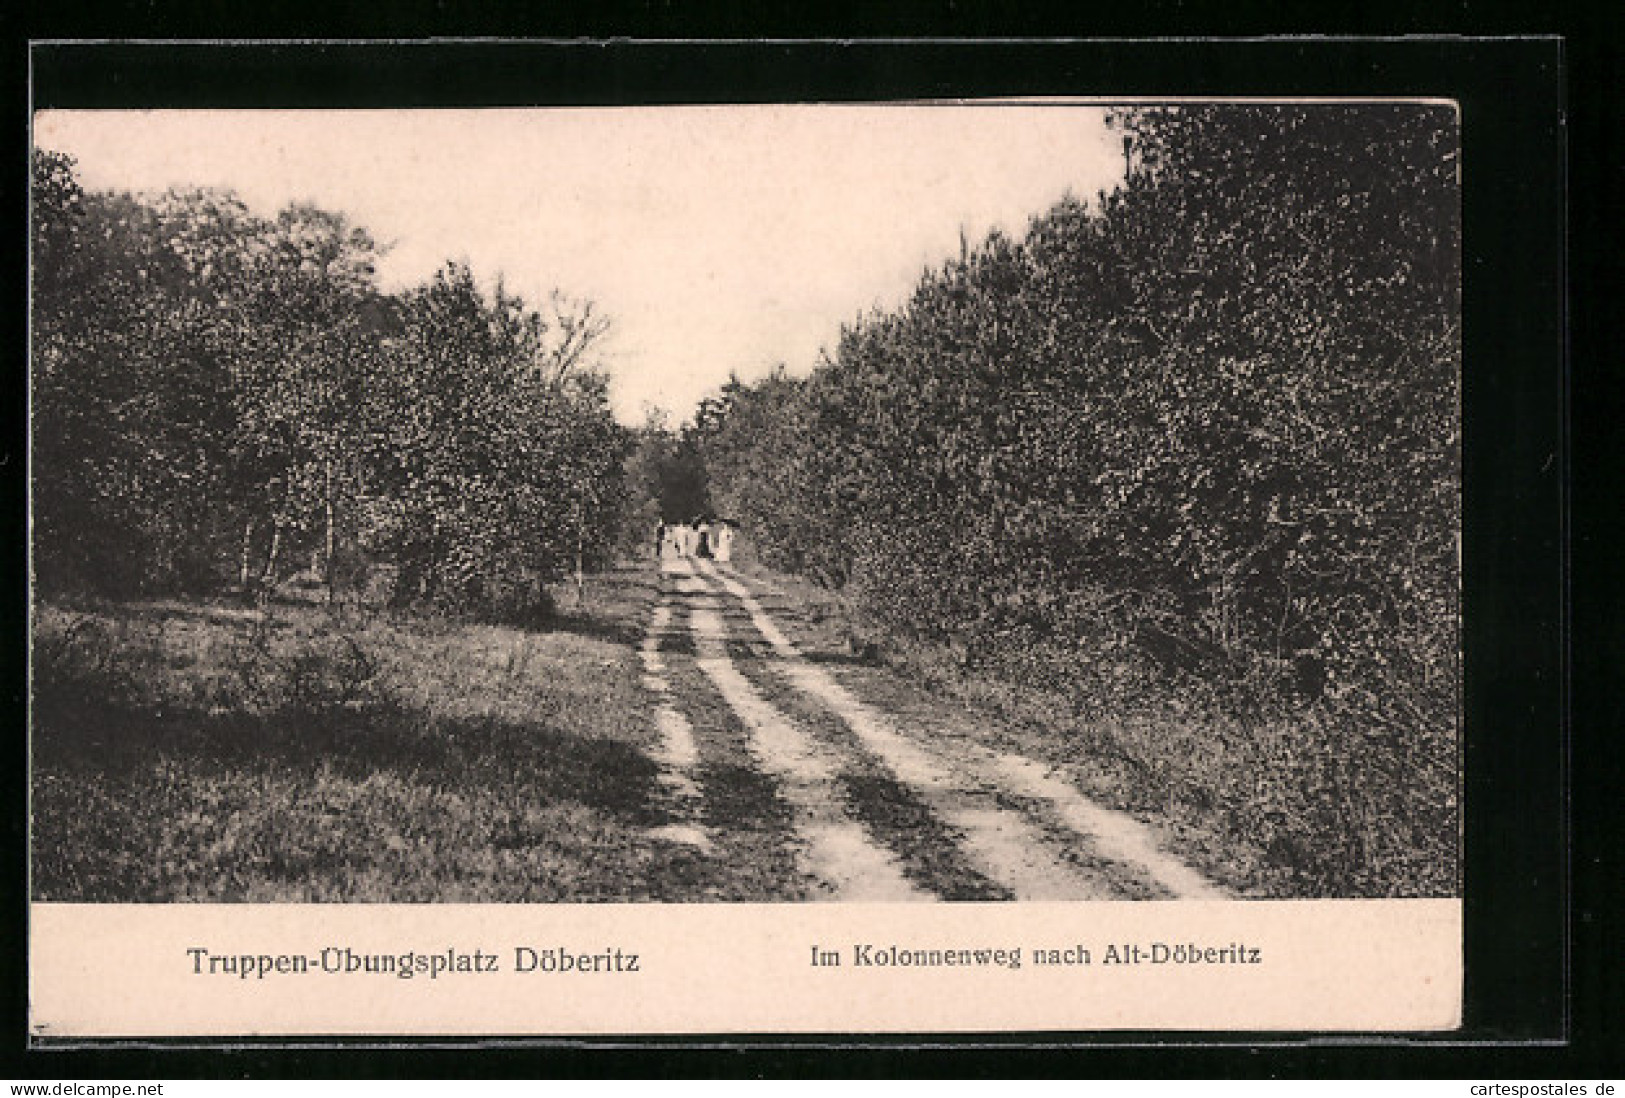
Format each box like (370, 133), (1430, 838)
(660, 557), (923, 900)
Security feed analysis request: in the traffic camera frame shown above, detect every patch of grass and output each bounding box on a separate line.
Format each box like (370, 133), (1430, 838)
(544, 561), (664, 644)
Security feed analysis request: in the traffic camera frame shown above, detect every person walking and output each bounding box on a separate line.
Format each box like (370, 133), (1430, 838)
(654, 519), (667, 560)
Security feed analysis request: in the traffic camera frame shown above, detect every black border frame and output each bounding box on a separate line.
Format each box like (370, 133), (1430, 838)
(9, 36), (1583, 1077)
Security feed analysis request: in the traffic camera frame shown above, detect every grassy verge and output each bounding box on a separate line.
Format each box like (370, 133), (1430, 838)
(30, 563), (716, 902)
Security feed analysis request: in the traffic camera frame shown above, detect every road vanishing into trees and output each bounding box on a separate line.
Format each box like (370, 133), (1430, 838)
(637, 556), (1224, 902)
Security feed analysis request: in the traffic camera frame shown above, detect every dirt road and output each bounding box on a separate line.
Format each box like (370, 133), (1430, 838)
(641, 555), (1224, 902)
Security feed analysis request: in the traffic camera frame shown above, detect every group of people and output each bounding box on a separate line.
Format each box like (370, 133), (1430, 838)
(656, 517), (735, 563)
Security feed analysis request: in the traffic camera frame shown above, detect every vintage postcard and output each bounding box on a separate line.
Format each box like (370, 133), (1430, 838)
(28, 93), (1462, 1037)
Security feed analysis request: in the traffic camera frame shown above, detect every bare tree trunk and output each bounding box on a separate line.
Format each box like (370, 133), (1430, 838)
(259, 521), (283, 601)
(323, 457), (337, 605)
(575, 526), (585, 608)
(238, 518), (257, 592)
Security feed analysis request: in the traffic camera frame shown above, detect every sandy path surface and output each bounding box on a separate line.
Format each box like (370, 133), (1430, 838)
(638, 570), (712, 853)
(632, 553), (1222, 901)
(699, 559), (1224, 901)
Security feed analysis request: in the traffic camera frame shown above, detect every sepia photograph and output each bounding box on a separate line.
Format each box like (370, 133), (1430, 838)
(29, 100), (1462, 914)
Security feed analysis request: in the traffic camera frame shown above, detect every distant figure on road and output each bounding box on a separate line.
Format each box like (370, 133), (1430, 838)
(695, 518), (713, 559)
(713, 520), (735, 563)
(655, 520), (667, 560)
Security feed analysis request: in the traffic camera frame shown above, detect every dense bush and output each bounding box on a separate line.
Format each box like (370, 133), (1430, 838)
(31, 153), (629, 619)
(696, 105), (1461, 895)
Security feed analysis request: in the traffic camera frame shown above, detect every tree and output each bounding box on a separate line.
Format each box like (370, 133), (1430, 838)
(31, 158), (628, 617)
(32, 162), (237, 595)
(691, 104), (1460, 714)
(535, 289), (612, 388)
(359, 263), (625, 619)
(219, 202), (387, 602)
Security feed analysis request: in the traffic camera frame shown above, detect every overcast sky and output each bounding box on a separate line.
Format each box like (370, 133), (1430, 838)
(34, 106), (1124, 425)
